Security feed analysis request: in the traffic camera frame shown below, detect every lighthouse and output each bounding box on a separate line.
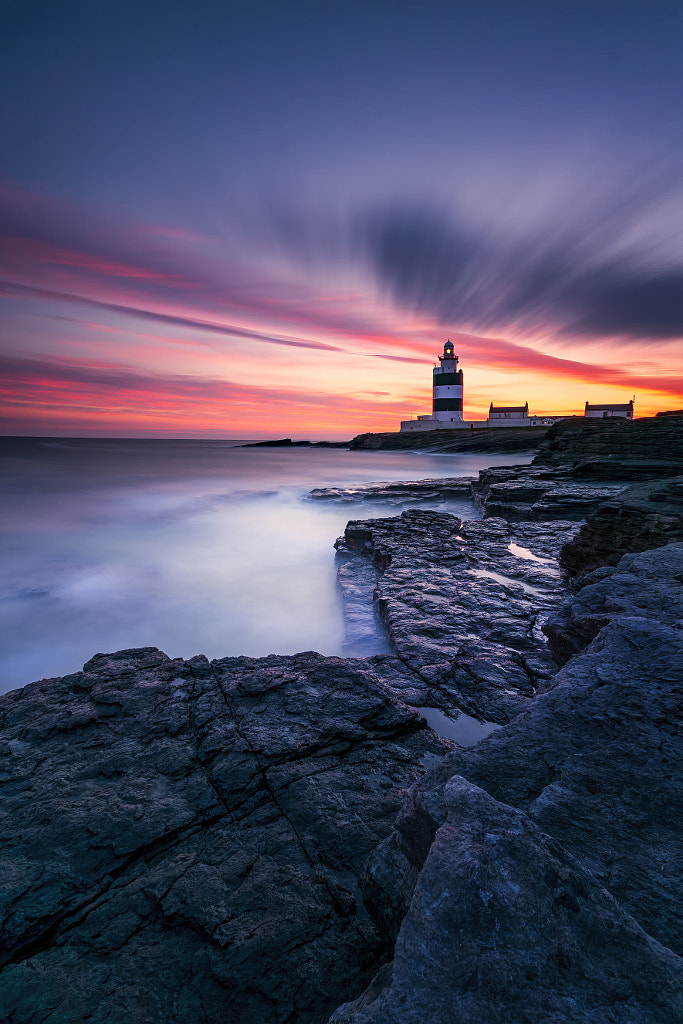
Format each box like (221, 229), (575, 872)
(399, 340), (559, 432)
(432, 339), (464, 422)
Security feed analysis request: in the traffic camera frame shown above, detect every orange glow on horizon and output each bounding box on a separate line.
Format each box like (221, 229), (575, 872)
(1, 195), (680, 438)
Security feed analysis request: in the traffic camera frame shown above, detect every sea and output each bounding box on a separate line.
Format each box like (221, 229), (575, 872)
(0, 438), (532, 696)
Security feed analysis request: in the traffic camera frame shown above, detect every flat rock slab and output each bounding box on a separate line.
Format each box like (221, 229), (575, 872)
(337, 510), (573, 722)
(307, 477), (474, 504)
(0, 649), (448, 1024)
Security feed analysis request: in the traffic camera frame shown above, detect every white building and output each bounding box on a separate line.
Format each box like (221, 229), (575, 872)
(399, 342), (568, 432)
(487, 402), (529, 426)
(584, 401), (634, 419)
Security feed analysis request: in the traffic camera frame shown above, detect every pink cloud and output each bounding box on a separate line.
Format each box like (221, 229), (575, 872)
(1, 183), (680, 435)
(0, 280), (348, 353)
(450, 330), (683, 398)
(0, 354), (407, 415)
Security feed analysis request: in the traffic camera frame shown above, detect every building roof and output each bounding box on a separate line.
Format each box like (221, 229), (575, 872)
(585, 402), (634, 411)
(489, 403), (529, 413)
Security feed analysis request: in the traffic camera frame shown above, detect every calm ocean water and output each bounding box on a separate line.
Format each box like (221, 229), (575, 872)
(0, 438), (532, 695)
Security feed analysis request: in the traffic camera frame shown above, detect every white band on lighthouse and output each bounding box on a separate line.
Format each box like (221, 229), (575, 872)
(432, 339), (463, 421)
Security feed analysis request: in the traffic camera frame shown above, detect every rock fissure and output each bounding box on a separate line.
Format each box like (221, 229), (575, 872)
(0, 810), (226, 972)
(186, 674), (243, 819)
(214, 672), (384, 964)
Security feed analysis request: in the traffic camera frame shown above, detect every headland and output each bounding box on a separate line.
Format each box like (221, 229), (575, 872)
(1, 414), (681, 1023)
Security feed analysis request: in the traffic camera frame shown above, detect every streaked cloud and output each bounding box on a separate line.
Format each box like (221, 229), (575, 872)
(0, 353), (409, 437)
(357, 196), (683, 341)
(0, 281), (348, 353)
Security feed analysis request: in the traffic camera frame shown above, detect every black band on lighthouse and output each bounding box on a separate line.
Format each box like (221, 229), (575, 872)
(433, 398), (463, 412)
(432, 371), (463, 385)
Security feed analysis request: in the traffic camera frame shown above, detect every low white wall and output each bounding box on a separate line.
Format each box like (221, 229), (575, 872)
(399, 417), (551, 432)
(400, 419), (480, 432)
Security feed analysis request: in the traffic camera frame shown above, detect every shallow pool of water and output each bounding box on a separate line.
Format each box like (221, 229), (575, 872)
(415, 705), (501, 746)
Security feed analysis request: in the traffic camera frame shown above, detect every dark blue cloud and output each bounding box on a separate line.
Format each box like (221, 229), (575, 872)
(358, 197), (683, 340)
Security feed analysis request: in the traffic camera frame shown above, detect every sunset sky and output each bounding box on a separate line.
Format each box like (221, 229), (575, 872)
(1, 0), (681, 439)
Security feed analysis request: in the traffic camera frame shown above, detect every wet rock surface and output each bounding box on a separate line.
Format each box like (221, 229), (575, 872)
(0, 649), (448, 1024)
(337, 546), (683, 1024)
(327, 422), (683, 1023)
(336, 509), (569, 722)
(307, 477), (474, 505)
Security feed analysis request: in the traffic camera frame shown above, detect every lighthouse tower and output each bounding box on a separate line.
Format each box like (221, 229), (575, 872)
(432, 339), (464, 422)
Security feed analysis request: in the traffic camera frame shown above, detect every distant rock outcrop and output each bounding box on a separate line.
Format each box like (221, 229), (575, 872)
(348, 426), (547, 452)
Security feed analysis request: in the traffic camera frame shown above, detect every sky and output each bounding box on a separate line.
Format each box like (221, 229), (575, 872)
(1, 0), (681, 439)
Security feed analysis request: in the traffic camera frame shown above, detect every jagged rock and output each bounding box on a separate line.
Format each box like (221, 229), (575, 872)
(337, 595), (683, 1024)
(560, 476), (683, 574)
(534, 414), (683, 475)
(331, 776), (683, 1024)
(336, 509), (570, 722)
(4, 431), (682, 1024)
(472, 464), (630, 521)
(471, 454), (682, 577)
(0, 648), (448, 1024)
(545, 542), (683, 663)
(363, 610), (683, 948)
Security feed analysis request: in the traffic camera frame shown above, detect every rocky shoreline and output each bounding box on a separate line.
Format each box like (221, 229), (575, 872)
(1, 415), (682, 1022)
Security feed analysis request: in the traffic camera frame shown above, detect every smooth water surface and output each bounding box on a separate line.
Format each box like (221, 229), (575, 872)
(416, 706), (501, 746)
(0, 438), (532, 694)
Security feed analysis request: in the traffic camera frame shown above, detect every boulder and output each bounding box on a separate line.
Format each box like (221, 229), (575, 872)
(337, 544), (683, 1022)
